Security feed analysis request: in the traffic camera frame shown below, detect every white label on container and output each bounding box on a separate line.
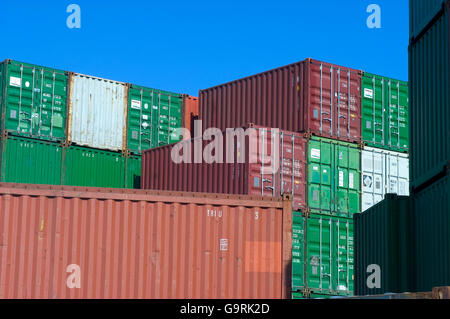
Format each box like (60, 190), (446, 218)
(142, 114), (148, 120)
(131, 100), (141, 110)
(9, 76), (22, 87)
(339, 171), (344, 187)
(364, 88), (374, 99)
(220, 239), (228, 251)
(311, 148), (321, 159)
(349, 172), (354, 189)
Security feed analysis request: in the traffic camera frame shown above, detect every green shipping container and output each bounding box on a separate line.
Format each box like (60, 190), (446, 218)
(308, 137), (361, 217)
(127, 84), (183, 154)
(291, 292), (333, 299)
(292, 212), (354, 296)
(414, 171), (450, 292)
(125, 155), (141, 189)
(62, 146), (125, 188)
(0, 136), (62, 185)
(354, 194), (414, 296)
(0, 60), (68, 141)
(409, 5), (450, 188)
(361, 74), (409, 152)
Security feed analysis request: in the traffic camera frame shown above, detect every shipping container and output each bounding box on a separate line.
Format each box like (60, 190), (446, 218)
(307, 137), (361, 217)
(127, 84), (184, 154)
(125, 154), (141, 189)
(292, 211), (353, 296)
(0, 183), (292, 299)
(0, 136), (62, 185)
(62, 145), (125, 188)
(361, 73), (409, 152)
(410, 0), (447, 40)
(361, 147), (409, 212)
(0, 60), (68, 141)
(409, 3), (450, 188)
(354, 194), (413, 296)
(142, 125), (308, 210)
(199, 58), (362, 143)
(414, 170), (450, 292)
(183, 95), (199, 134)
(68, 73), (127, 151)
(291, 292), (332, 299)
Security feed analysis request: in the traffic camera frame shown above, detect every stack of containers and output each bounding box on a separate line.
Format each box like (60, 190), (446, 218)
(0, 59), (198, 188)
(409, 0), (450, 292)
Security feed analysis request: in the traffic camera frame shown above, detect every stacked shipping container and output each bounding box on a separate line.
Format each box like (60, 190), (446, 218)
(0, 59), (199, 188)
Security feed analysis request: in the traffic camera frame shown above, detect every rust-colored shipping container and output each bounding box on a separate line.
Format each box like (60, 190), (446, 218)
(0, 183), (292, 299)
(142, 124), (307, 210)
(199, 58), (362, 143)
(183, 95), (199, 133)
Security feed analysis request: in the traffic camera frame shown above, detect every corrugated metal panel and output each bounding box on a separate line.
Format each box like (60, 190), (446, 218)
(142, 125), (307, 210)
(62, 146), (125, 188)
(68, 73), (127, 151)
(409, 5), (450, 188)
(199, 58), (362, 143)
(183, 95), (199, 133)
(1, 60), (68, 141)
(292, 212), (353, 296)
(126, 84), (183, 154)
(361, 73), (409, 152)
(361, 147), (409, 212)
(354, 194), (413, 296)
(414, 171), (450, 292)
(0, 183), (292, 299)
(410, 0), (447, 40)
(125, 155), (141, 189)
(0, 136), (62, 185)
(307, 137), (361, 217)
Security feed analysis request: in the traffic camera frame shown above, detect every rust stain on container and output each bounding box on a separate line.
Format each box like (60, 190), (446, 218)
(0, 183), (292, 299)
(142, 124), (307, 210)
(199, 58), (362, 143)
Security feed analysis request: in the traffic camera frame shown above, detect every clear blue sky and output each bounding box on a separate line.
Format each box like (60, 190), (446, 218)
(0, 0), (409, 96)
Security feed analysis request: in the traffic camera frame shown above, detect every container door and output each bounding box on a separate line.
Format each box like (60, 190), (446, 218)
(128, 87), (153, 153)
(361, 148), (385, 212)
(336, 142), (360, 216)
(125, 155), (142, 189)
(386, 151), (410, 196)
(362, 75), (385, 146)
(308, 139), (332, 213)
(292, 212), (305, 291)
(335, 68), (355, 141)
(386, 80), (409, 151)
(155, 92), (183, 148)
(334, 218), (354, 295)
(306, 216), (333, 293)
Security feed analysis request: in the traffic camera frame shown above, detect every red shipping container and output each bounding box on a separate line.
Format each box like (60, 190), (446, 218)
(0, 183), (292, 299)
(199, 58), (362, 143)
(182, 94), (199, 133)
(142, 124), (307, 210)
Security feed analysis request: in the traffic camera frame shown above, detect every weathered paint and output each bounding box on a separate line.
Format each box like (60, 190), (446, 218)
(292, 212), (354, 296)
(0, 183), (292, 299)
(127, 84), (183, 154)
(307, 137), (361, 217)
(354, 194), (414, 296)
(361, 73), (409, 152)
(68, 73), (127, 151)
(409, 4), (450, 188)
(62, 146), (125, 188)
(0, 60), (68, 141)
(361, 146), (409, 212)
(0, 136), (62, 185)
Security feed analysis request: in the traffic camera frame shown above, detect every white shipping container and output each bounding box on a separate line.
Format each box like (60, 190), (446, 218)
(361, 147), (410, 212)
(68, 74), (127, 151)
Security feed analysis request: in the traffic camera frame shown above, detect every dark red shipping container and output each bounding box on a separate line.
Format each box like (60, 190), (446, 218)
(199, 58), (362, 143)
(142, 124), (307, 210)
(0, 183), (292, 299)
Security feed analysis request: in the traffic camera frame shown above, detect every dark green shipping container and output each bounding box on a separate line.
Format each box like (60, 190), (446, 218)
(125, 155), (141, 189)
(410, 0), (447, 40)
(62, 146), (125, 188)
(291, 292), (333, 299)
(409, 4), (450, 188)
(292, 211), (354, 296)
(361, 73), (409, 152)
(0, 136), (62, 185)
(307, 137), (361, 217)
(0, 60), (68, 141)
(414, 171), (450, 292)
(127, 84), (183, 154)
(354, 194), (414, 296)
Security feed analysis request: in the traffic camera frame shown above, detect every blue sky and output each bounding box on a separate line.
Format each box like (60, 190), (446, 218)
(0, 0), (409, 96)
